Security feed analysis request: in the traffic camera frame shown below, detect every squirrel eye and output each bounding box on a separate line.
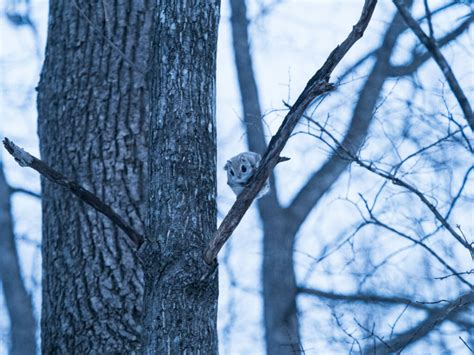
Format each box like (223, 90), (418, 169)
(241, 165), (247, 173)
(230, 169), (235, 176)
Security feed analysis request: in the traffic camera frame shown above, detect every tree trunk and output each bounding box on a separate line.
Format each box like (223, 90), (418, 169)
(0, 161), (36, 355)
(37, 1), (153, 352)
(141, 0), (221, 353)
(262, 215), (300, 354)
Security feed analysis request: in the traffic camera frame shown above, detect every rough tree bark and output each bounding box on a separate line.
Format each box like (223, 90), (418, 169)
(37, 1), (153, 352)
(0, 160), (36, 355)
(140, 0), (221, 353)
(229, 1), (411, 353)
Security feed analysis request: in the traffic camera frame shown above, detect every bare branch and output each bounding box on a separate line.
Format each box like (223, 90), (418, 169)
(301, 286), (473, 329)
(285, 4), (410, 234)
(2, 138), (144, 247)
(298, 287), (429, 310)
(363, 291), (474, 354)
(204, 0), (378, 264)
(310, 120), (473, 256)
(393, 0), (473, 130)
(388, 14), (473, 77)
(423, 0), (434, 39)
(366, 214), (472, 288)
(459, 336), (474, 353)
(10, 186), (41, 199)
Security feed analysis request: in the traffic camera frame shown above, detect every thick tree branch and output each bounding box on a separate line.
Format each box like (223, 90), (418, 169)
(2, 138), (144, 247)
(362, 291), (474, 354)
(393, 0), (473, 131)
(388, 13), (473, 77)
(204, 0), (378, 264)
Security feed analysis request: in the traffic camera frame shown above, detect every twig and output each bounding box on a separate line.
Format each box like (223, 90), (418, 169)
(459, 336), (474, 353)
(2, 138), (144, 247)
(393, 0), (473, 131)
(360, 198), (472, 288)
(308, 117), (473, 256)
(203, 0), (378, 264)
(423, 0), (434, 39)
(363, 291), (474, 354)
(9, 186), (41, 199)
(298, 287), (427, 310)
(388, 13), (473, 77)
(435, 269), (474, 281)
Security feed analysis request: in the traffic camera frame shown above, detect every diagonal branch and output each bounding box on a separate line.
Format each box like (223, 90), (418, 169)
(2, 138), (144, 247)
(393, 0), (473, 131)
(388, 14), (473, 77)
(362, 291), (474, 354)
(204, 0), (378, 264)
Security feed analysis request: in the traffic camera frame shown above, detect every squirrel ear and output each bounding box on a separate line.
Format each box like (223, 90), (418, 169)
(224, 161), (231, 170)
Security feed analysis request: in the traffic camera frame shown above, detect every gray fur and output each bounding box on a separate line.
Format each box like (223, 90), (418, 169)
(224, 152), (270, 199)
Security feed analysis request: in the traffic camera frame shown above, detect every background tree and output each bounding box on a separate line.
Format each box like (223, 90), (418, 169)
(224, 0), (472, 353)
(0, 159), (36, 355)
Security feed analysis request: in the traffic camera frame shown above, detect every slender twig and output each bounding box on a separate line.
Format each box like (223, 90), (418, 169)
(388, 14), (473, 77)
(423, 0), (435, 39)
(307, 117), (473, 256)
(363, 291), (474, 354)
(9, 186), (41, 199)
(393, 0), (473, 131)
(298, 287), (430, 310)
(435, 270), (474, 281)
(204, 0), (378, 264)
(360, 200), (472, 288)
(2, 138), (144, 247)
(459, 336), (474, 353)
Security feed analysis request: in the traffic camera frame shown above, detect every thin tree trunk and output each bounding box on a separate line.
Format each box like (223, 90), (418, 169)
(37, 1), (153, 352)
(0, 161), (36, 355)
(141, 0), (221, 353)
